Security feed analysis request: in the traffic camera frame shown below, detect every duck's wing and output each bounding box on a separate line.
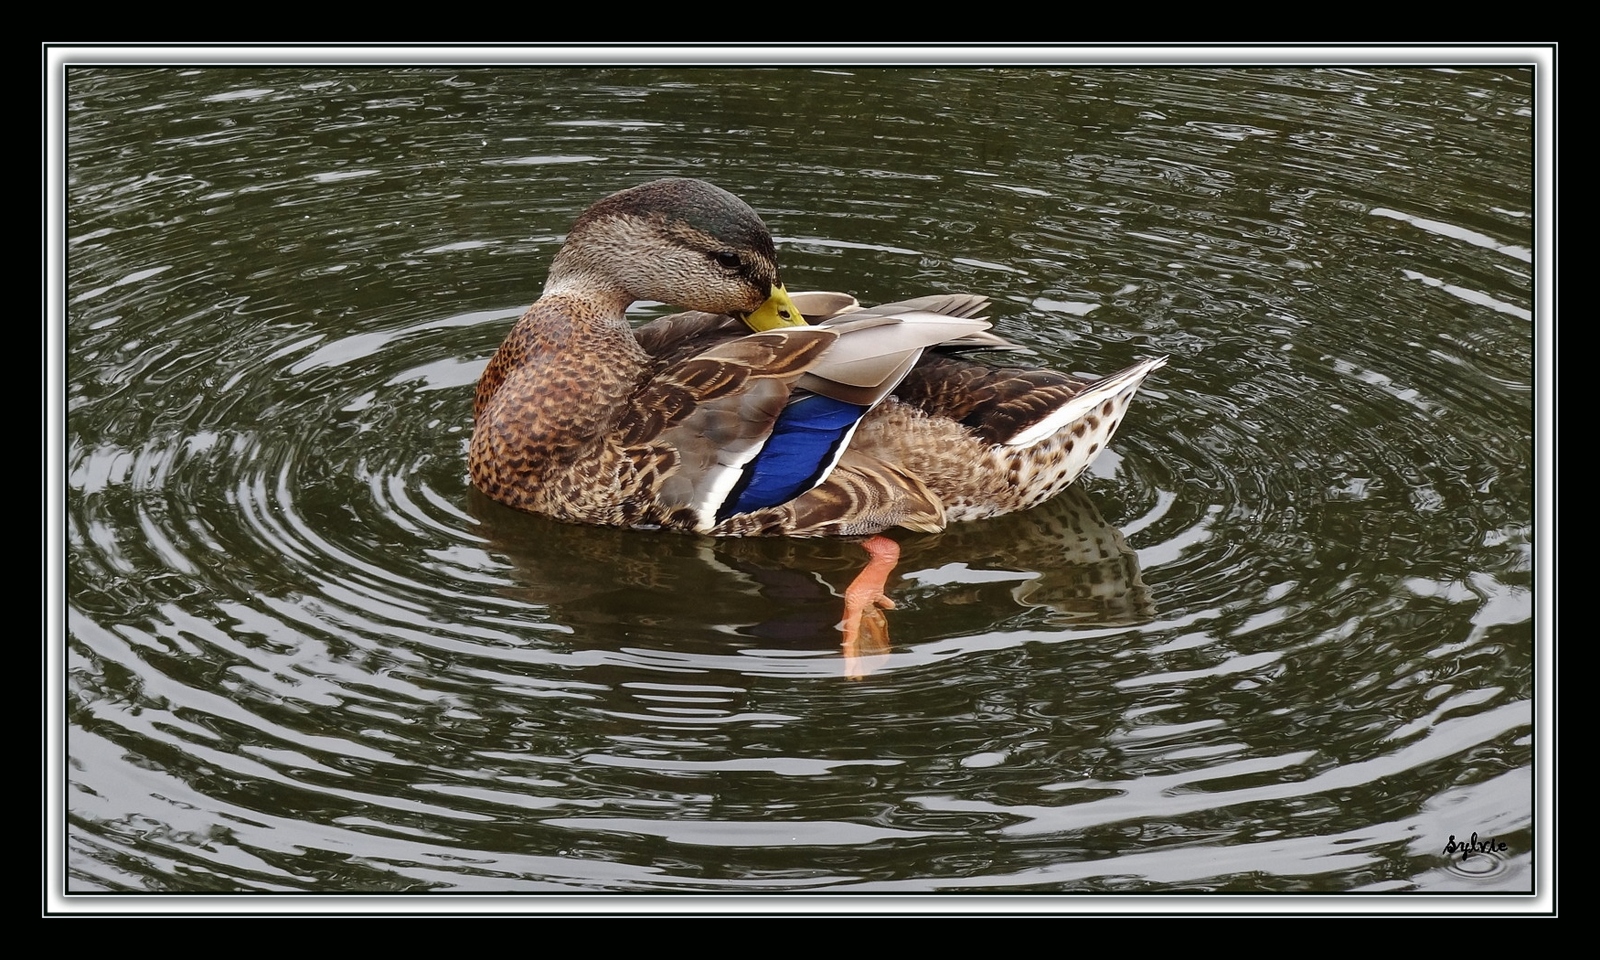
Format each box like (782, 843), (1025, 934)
(797, 291), (1028, 353)
(790, 290), (862, 320)
(634, 292), (1019, 373)
(894, 353), (1168, 447)
(625, 294), (1071, 535)
(702, 308), (998, 529)
(626, 306), (1008, 534)
(794, 290), (990, 321)
(619, 324), (944, 534)
(799, 309), (997, 406)
(633, 309), (743, 364)
(616, 327), (837, 532)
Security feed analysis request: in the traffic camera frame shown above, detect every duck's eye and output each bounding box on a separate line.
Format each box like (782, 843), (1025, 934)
(710, 251), (742, 271)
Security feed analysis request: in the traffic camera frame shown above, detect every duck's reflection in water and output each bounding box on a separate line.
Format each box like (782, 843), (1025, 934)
(467, 484), (1154, 678)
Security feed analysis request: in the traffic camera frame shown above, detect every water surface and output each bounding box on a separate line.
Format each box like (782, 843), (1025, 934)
(59, 63), (1540, 902)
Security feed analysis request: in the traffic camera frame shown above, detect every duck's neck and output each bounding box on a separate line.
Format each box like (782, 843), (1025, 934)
(542, 236), (637, 313)
(540, 273), (630, 316)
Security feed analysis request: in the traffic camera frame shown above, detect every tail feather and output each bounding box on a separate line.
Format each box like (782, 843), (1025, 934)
(1004, 356), (1167, 448)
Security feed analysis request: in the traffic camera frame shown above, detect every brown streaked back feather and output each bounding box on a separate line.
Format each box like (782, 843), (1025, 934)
(891, 353), (1100, 447)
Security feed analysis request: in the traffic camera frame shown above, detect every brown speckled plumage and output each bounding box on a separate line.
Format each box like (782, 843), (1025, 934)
(469, 177), (1166, 537)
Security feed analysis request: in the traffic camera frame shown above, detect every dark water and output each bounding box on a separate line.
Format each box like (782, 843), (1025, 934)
(57, 62), (1542, 903)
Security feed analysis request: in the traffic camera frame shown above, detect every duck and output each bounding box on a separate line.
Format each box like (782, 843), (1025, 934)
(470, 178), (1165, 662)
(472, 176), (1164, 533)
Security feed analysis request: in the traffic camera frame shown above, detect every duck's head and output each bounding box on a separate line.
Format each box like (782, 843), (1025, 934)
(545, 178), (804, 331)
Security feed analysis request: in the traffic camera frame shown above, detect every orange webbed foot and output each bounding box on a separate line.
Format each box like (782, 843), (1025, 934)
(840, 535), (900, 678)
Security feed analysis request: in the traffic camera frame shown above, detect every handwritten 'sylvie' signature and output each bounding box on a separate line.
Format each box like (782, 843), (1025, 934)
(1443, 832), (1508, 861)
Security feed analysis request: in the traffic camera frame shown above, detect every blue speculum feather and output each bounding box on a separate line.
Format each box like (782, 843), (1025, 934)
(717, 394), (865, 521)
